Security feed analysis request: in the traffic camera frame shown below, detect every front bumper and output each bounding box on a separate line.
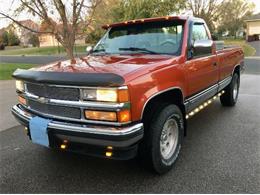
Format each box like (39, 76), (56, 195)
(11, 104), (144, 160)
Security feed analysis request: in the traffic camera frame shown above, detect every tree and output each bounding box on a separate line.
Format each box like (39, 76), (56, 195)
(116, 0), (186, 20)
(85, 0), (121, 43)
(217, 0), (255, 38)
(87, 0), (186, 43)
(0, 31), (9, 46)
(28, 33), (40, 47)
(7, 31), (20, 46)
(187, 0), (223, 32)
(0, 0), (102, 59)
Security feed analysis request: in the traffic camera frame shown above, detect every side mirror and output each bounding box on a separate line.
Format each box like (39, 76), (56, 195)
(86, 46), (93, 54)
(188, 39), (213, 59)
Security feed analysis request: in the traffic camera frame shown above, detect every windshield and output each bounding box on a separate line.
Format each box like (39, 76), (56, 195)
(93, 20), (185, 55)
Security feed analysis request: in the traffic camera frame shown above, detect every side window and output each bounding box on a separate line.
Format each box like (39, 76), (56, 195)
(192, 23), (209, 41)
(188, 22), (212, 58)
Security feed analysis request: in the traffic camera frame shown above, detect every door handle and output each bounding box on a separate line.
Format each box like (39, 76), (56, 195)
(212, 62), (217, 66)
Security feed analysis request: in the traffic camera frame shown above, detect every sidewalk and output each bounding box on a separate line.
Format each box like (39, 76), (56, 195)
(0, 80), (19, 131)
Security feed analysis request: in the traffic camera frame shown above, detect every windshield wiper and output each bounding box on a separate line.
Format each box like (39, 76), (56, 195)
(92, 48), (105, 52)
(119, 47), (159, 54)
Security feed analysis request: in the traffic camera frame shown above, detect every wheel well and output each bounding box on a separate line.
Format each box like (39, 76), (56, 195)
(142, 89), (187, 135)
(233, 65), (240, 76)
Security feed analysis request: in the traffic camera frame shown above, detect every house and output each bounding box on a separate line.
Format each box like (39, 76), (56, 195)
(245, 13), (260, 41)
(39, 33), (59, 47)
(39, 21), (86, 47)
(10, 20), (39, 46)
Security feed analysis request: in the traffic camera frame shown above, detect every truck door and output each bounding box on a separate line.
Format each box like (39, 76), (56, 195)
(185, 22), (219, 98)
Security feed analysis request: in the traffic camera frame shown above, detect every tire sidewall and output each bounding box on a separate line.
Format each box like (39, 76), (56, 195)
(151, 105), (184, 173)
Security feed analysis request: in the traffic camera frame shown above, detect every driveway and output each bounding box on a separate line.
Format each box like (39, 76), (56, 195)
(0, 74), (259, 193)
(248, 41), (260, 56)
(0, 80), (18, 131)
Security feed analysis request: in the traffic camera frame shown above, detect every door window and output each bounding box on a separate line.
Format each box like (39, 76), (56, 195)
(192, 23), (209, 41)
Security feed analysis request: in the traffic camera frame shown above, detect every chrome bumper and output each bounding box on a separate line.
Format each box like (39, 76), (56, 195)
(11, 104), (144, 148)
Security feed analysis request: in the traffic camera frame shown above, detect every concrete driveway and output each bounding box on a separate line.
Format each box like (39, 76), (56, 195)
(248, 41), (260, 56)
(0, 80), (18, 131)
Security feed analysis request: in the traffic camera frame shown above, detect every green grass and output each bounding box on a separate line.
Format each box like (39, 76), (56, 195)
(224, 39), (256, 57)
(0, 45), (88, 56)
(0, 63), (36, 80)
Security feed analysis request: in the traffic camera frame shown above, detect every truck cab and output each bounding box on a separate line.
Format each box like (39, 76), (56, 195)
(12, 16), (244, 174)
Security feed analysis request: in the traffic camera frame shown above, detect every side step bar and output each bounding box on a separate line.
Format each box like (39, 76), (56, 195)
(186, 90), (225, 119)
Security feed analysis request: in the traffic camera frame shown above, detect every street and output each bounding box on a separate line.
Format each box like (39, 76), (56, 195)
(0, 73), (260, 193)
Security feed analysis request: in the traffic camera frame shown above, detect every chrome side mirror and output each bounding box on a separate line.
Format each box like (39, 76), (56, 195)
(188, 39), (213, 59)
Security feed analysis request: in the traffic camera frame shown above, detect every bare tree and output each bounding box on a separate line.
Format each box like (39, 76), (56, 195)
(187, 0), (223, 32)
(0, 0), (102, 59)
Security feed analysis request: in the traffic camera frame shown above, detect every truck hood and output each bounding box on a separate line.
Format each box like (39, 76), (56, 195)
(32, 54), (178, 83)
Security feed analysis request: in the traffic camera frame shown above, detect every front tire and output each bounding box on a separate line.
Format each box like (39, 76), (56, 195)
(139, 104), (184, 174)
(220, 73), (240, 107)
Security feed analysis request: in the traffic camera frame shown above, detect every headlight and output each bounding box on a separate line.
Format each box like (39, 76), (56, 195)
(16, 80), (24, 92)
(97, 89), (118, 102)
(81, 87), (129, 103)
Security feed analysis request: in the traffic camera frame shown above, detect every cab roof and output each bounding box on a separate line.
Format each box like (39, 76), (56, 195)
(102, 15), (191, 30)
(102, 15), (205, 29)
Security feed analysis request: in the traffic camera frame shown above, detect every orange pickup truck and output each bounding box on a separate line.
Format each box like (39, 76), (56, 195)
(12, 16), (244, 174)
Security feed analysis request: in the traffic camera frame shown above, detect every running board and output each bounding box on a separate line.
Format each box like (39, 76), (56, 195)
(186, 90), (225, 119)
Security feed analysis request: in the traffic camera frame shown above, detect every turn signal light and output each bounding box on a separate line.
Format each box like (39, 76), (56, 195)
(118, 110), (131, 123)
(18, 96), (26, 105)
(118, 89), (129, 103)
(85, 110), (117, 122)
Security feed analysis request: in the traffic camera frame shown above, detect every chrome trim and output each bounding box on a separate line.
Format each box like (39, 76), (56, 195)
(22, 82), (131, 126)
(12, 105), (143, 136)
(185, 83), (218, 103)
(25, 81), (128, 90)
(140, 87), (183, 119)
(21, 104), (131, 126)
(218, 76), (232, 91)
(23, 91), (129, 110)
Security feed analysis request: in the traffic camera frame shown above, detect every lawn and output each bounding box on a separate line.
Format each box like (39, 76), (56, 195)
(0, 45), (88, 56)
(224, 39), (256, 57)
(0, 63), (36, 80)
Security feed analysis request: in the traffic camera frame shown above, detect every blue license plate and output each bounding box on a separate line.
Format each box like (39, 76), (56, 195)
(29, 116), (51, 147)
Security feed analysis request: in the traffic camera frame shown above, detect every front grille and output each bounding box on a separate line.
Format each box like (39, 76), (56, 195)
(28, 99), (81, 119)
(26, 83), (80, 101)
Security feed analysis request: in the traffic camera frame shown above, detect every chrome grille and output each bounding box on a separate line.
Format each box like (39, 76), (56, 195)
(28, 99), (81, 119)
(26, 82), (80, 101)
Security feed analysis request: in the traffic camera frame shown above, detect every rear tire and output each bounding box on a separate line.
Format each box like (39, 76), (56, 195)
(220, 73), (240, 107)
(138, 104), (184, 174)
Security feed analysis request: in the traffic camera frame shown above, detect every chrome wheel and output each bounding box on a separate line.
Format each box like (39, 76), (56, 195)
(233, 78), (239, 100)
(160, 118), (179, 160)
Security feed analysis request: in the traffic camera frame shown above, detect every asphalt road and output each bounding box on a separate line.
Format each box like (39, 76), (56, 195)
(0, 53), (84, 65)
(0, 73), (259, 193)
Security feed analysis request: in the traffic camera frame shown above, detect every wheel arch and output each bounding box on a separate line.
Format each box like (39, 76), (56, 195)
(141, 87), (187, 135)
(232, 64), (241, 76)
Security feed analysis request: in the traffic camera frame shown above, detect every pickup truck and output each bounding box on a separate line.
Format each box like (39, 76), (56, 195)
(12, 16), (244, 174)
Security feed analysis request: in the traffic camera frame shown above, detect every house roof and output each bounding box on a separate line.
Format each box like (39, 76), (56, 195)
(245, 13), (260, 22)
(18, 19), (39, 30)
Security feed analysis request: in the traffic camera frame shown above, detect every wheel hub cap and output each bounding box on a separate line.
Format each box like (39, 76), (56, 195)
(160, 118), (179, 160)
(233, 79), (239, 99)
